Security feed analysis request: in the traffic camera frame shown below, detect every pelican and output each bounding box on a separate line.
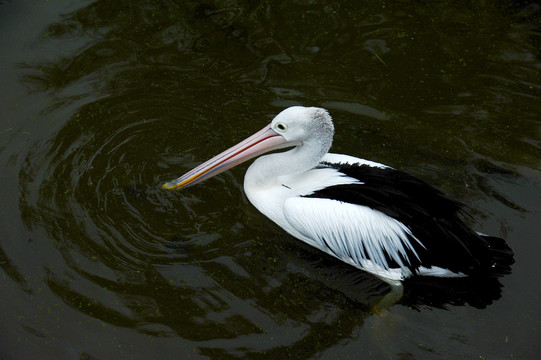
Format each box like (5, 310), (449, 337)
(164, 106), (513, 286)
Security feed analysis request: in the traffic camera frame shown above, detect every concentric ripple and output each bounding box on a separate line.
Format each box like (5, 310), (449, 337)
(18, 95), (236, 337)
(22, 104), (173, 266)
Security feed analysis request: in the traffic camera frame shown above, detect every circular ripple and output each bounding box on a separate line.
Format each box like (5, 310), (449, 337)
(21, 103), (184, 269)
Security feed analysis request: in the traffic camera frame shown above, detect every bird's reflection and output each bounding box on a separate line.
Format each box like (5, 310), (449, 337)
(275, 240), (509, 312)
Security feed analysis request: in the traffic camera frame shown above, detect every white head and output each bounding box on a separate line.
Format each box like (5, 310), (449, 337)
(270, 106), (334, 152)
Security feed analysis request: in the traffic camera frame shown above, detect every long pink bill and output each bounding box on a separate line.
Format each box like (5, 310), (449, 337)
(163, 124), (292, 190)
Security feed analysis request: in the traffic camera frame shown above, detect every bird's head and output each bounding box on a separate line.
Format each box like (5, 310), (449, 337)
(270, 106), (334, 148)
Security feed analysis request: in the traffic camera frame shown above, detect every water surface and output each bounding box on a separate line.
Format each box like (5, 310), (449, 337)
(1, 1), (540, 359)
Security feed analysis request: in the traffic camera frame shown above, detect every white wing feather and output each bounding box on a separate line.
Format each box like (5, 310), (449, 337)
(283, 197), (424, 275)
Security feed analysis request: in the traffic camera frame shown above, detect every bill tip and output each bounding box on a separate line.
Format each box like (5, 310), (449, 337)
(162, 181), (176, 190)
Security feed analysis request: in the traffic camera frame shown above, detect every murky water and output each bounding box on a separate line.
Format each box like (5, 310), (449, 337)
(1, 1), (540, 359)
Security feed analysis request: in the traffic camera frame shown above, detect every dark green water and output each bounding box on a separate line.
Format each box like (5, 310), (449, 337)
(1, 1), (540, 359)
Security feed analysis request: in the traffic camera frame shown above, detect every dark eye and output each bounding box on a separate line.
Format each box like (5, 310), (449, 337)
(275, 123), (287, 132)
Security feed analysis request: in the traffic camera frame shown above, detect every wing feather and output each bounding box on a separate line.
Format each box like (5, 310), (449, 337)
(283, 197), (424, 273)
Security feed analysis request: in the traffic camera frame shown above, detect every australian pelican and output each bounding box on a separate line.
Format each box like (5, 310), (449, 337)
(164, 106), (513, 286)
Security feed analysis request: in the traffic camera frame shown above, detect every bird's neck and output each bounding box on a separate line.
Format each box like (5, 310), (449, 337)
(244, 139), (330, 189)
